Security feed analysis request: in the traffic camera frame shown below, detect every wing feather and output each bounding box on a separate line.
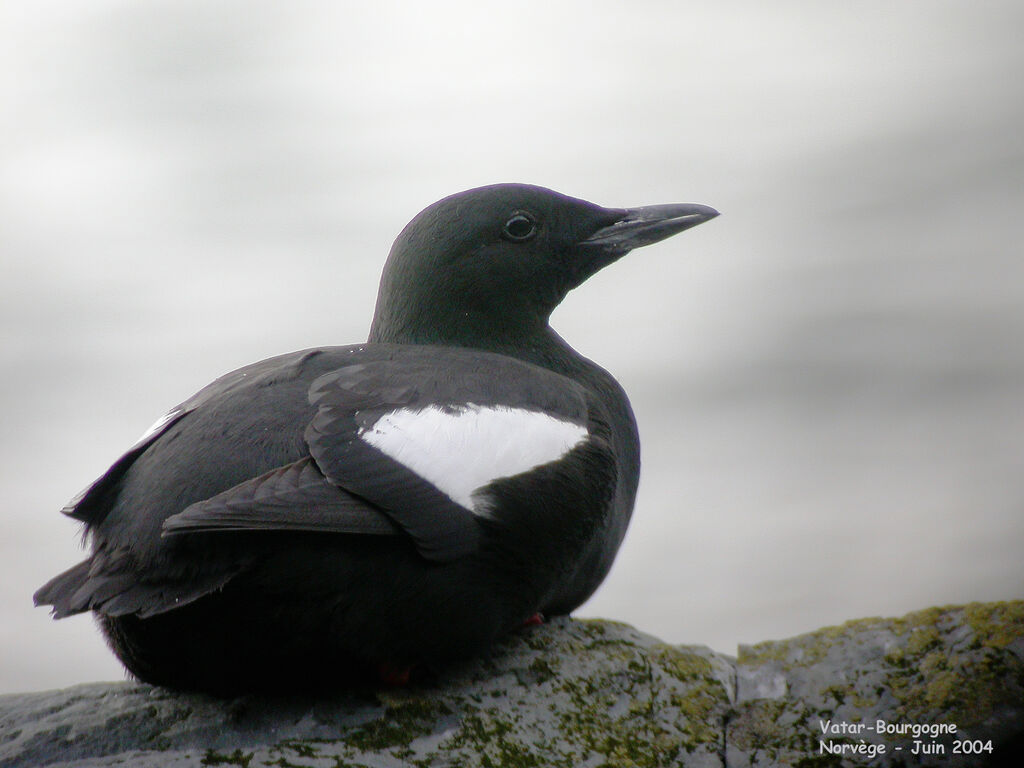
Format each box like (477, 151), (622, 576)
(162, 457), (400, 537)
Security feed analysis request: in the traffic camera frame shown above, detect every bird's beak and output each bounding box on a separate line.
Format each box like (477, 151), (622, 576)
(582, 202), (720, 254)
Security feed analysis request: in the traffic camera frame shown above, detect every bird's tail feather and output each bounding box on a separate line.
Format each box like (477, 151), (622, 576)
(34, 556), (245, 620)
(33, 559), (92, 619)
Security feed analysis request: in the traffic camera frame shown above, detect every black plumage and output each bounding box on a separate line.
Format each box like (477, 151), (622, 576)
(35, 183), (718, 693)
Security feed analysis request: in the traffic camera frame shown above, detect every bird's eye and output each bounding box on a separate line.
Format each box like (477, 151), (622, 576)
(502, 212), (538, 242)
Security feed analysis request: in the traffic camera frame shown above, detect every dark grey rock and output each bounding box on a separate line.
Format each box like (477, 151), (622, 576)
(1, 603), (1021, 767)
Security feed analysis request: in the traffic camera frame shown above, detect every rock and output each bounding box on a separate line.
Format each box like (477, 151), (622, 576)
(0, 602), (1021, 768)
(729, 602), (1024, 767)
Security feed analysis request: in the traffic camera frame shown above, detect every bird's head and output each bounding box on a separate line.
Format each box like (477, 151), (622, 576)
(368, 183), (718, 349)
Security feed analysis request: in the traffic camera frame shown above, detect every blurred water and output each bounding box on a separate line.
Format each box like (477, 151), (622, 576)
(2, 1), (1022, 692)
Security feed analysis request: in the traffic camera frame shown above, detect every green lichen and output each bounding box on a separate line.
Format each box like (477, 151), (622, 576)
(201, 749), (254, 767)
(260, 750), (323, 768)
(730, 698), (826, 762)
(651, 644), (713, 682)
(727, 603), (1024, 765)
(651, 645), (729, 746)
(557, 652), (719, 762)
(877, 601), (1024, 724)
(819, 684), (850, 708)
(892, 605), (948, 633)
(742, 601), (1024, 688)
(742, 614), (899, 671)
(346, 696), (451, 752)
(445, 710), (547, 768)
(526, 656), (558, 684)
(903, 625), (942, 656)
(421, 625), (729, 766)
(964, 600), (1024, 648)
(270, 740), (323, 760)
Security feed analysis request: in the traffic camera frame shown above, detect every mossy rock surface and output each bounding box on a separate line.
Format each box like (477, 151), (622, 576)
(729, 601), (1024, 767)
(1, 603), (1021, 768)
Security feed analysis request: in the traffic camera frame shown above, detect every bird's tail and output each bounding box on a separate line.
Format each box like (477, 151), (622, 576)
(33, 559), (93, 619)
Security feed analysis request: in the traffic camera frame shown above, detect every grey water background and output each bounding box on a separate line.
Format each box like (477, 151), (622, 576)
(2, 2), (1022, 693)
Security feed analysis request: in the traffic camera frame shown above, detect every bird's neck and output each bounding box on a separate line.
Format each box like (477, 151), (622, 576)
(369, 306), (573, 372)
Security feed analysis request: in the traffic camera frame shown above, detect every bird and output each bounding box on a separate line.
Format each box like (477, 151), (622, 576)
(34, 183), (718, 694)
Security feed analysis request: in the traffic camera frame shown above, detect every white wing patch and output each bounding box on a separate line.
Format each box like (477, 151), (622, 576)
(359, 404), (589, 513)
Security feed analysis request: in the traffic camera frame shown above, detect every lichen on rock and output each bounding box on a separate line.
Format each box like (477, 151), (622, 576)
(1, 602), (1021, 768)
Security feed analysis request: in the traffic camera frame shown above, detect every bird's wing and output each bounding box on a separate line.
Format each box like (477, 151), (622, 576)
(61, 407), (190, 524)
(162, 348), (598, 563)
(61, 360), (269, 526)
(56, 459), (400, 619)
(162, 457), (401, 537)
(301, 349), (596, 562)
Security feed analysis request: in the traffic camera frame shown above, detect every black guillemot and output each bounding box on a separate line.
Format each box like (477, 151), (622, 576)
(35, 183), (718, 693)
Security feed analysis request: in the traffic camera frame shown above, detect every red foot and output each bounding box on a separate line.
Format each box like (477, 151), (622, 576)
(377, 662), (413, 687)
(521, 612), (545, 627)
